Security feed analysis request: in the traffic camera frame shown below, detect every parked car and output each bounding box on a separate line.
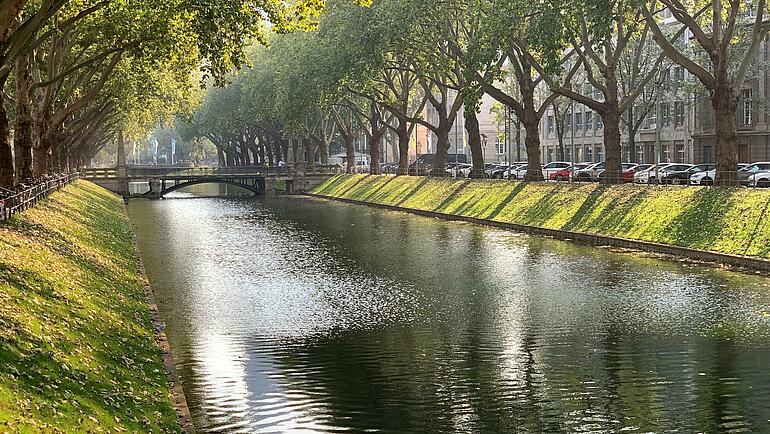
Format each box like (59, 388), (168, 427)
(501, 163), (530, 179)
(737, 162), (770, 185)
(489, 162), (527, 179)
(622, 164), (651, 183)
(550, 163), (592, 181)
(409, 153), (468, 175)
(634, 163), (673, 184)
(445, 163), (473, 178)
(689, 164), (749, 185)
(657, 164), (696, 184)
(747, 171), (770, 188)
(597, 163), (639, 181)
(541, 161), (572, 179)
(573, 162), (605, 182)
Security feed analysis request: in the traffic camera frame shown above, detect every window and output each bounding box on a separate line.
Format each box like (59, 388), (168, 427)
(637, 145), (644, 163)
(662, 144), (671, 162)
(676, 141), (685, 163)
(585, 112), (593, 131)
(547, 115), (554, 133)
(566, 113), (572, 131)
(594, 88), (602, 100)
(596, 114), (603, 130)
(575, 112), (583, 131)
(596, 147), (603, 162)
(674, 101), (685, 126)
(648, 109), (657, 129)
(495, 137), (505, 155)
(585, 146), (593, 162)
(743, 89), (753, 125)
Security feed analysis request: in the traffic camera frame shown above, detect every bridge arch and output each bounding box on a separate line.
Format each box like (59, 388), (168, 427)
(157, 178), (263, 198)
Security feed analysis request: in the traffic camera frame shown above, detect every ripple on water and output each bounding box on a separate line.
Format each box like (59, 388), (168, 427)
(128, 197), (770, 433)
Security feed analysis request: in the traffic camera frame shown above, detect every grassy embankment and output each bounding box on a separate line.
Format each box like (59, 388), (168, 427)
(0, 181), (179, 432)
(313, 174), (770, 259)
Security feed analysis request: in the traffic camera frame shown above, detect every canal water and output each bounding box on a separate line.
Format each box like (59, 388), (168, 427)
(127, 189), (770, 433)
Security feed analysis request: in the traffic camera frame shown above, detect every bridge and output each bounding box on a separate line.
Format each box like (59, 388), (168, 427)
(81, 164), (340, 198)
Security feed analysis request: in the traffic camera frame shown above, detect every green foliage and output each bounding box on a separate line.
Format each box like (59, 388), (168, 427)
(0, 181), (179, 432)
(314, 175), (770, 258)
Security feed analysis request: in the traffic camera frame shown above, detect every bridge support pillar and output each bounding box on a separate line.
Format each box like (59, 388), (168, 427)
(146, 178), (162, 199)
(263, 178), (276, 196)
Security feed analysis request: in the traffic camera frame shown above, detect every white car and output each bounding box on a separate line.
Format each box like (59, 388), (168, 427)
(747, 171), (770, 188)
(541, 161), (572, 179)
(445, 163), (472, 178)
(689, 164), (748, 185)
(634, 163), (673, 184)
(501, 164), (529, 179)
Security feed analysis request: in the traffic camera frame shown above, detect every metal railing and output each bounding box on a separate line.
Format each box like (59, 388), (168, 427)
(0, 173), (79, 221)
(80, 164), (343, 179)
(372, 165), (770, 189)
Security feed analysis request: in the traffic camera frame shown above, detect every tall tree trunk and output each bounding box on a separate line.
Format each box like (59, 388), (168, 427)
(464, 107), (484, 178)
(397, 118), (409, 175)
(344, 133), (355, 173)
(0, 74), (12, 187)
(319, 137), (329, 165)
(217, 147), (225, 166)
(431, 124), (451, 176)
(521, 100), (543, 180)
(370, 130), (382, 175)
(14, 54), (33, 182)
(242, 144), (251, 165)
(601, 71), (623, 184)
(600, 105), (622, 184)
(713, 83), (738, 185)
(33, 136), (53, 177)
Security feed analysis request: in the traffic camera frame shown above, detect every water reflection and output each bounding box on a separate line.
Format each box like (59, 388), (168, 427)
(127, 197), (770, 433)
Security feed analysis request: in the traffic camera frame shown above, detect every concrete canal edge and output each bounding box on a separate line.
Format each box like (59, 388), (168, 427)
(305, 193), (770, 273)
(124, 202), (195, 433)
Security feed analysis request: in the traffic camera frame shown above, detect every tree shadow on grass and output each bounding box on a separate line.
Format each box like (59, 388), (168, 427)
(516, 184), (575, 227)
(486, 182), (527, 220)
(359, 176), (397, 202)
(743, 195), (770, 257)
(334, 175), (371, 198)
(395, 177), (431, 207)
(561, 185), (608, 232)
(433, 180), (471, 213)
(579, 189), (648, 235)
(312, 175), (346, 194)
(664, 187), (738, 249)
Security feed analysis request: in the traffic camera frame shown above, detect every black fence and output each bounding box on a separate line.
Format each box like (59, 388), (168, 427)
(0, 173), (79, 221)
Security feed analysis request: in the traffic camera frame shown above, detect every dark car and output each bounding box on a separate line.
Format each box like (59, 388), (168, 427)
(658, 164), (696, 184)
(409, 153), (467, 175)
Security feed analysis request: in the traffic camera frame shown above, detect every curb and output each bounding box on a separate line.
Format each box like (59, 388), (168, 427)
(124, 203), (195, 433)
(305, 193), (770, 273)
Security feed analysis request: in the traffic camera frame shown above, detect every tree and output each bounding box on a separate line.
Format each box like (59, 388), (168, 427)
(641, 0), (769, 184)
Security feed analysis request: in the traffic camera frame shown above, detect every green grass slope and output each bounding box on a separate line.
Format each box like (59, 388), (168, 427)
(0, 181), (179, 433)
(313, 175), (770, 259)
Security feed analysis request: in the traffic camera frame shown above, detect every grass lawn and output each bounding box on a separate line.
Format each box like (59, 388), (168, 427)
(313, 174), (770, 259)
(0, 180), (179, 433)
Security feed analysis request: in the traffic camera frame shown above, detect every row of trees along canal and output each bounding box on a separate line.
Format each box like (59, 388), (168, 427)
(0, 0), (329, 188)
(180, 0), (770, 184)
